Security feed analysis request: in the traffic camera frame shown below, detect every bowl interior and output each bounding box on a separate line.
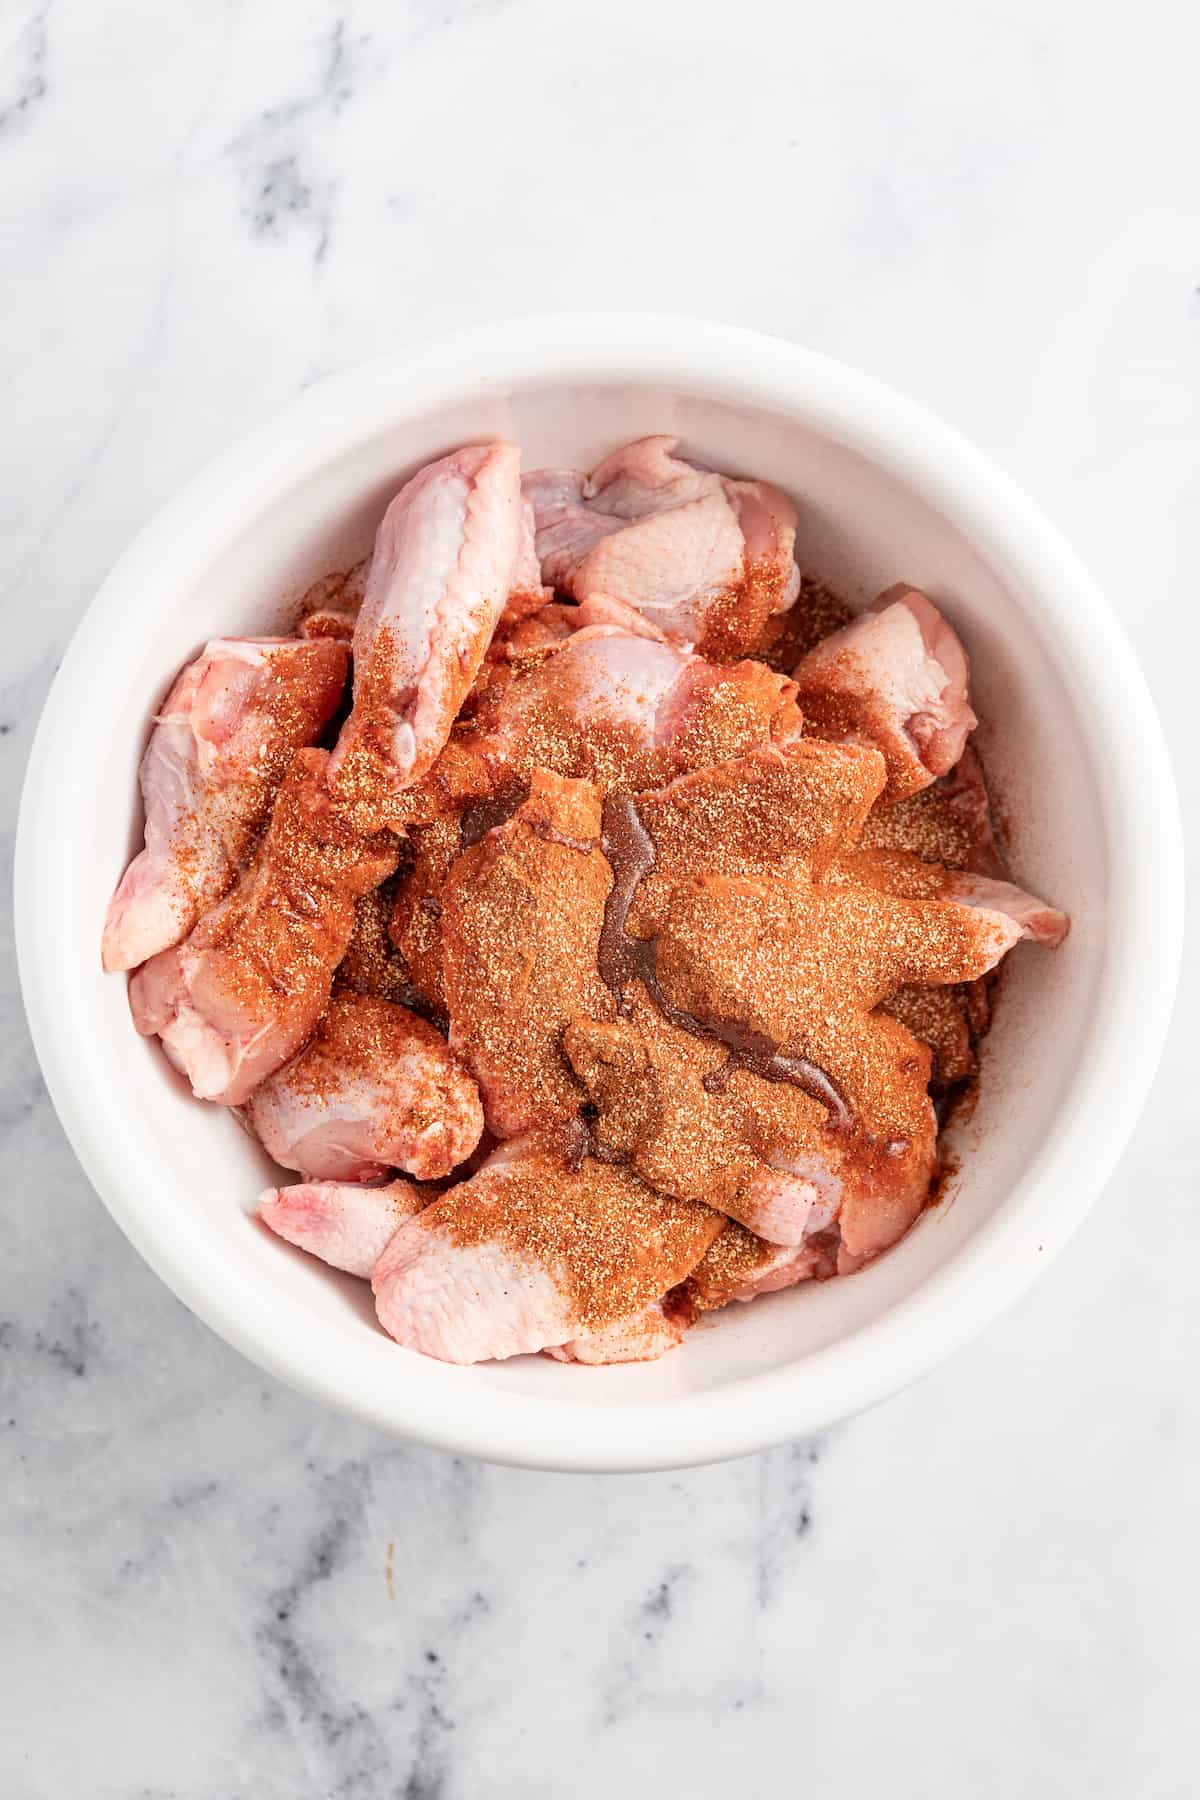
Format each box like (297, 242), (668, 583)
(74, 375), (1104, 1400)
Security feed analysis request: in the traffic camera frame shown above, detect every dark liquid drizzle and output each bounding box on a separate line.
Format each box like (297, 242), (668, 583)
(461, 780), (597, 857)
(597, 792), (659, 1005)
(597, 793), (851, 1132)
(563, 1110), (630, 1173)
(460, 780), (530, 847)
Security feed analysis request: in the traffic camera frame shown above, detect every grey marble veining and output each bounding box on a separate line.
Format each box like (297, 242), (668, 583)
(2, 0), (1199, 1794)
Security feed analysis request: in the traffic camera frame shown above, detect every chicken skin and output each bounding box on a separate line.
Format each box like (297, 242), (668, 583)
(103, 638), (348, 971)
(247, 992), (482, 1182)
(372, 1130), (721, 1364)
(525, 436), (799, 654)
(257, 1177), (436, 1277)
(130, 749), (399, 1105)
(792, 584), (977, 803)
(328, 444), (533, 820)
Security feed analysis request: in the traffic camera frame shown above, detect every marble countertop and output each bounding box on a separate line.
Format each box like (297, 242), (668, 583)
(3, 2), (1198, 1794)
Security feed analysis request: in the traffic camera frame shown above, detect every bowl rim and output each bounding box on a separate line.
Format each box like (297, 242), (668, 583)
(15, 312), (1184, 1471)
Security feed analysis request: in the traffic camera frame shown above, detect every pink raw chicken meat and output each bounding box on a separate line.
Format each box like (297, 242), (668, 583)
(792, 584), (977, 803)
(257, 1177), (435, 1276)
(246, 992), (483, 1182)
(328, 443), (532, 818)
(129, 748), (399, 1105)
(943, 872), (1069, 947)
(102, 638), (348, 972)
(734, 1157), (842, 1246)
(372, 1132), (720, 1364)
(524, 435), (799, 653)
(460, 626), (803, 798)
(747, 1126), (939, 1263)
(544, 1301), (689, 1365)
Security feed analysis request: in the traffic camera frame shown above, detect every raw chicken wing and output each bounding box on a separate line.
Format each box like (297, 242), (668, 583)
(257, 1177), (435, 1276)
(328, 444), (529, 819)
(861, 745), (1060, 1087)
(372, 1130), (721, 1364)
(247, 992), (483, 1182)
(792, 584), (976, 803)
(943, 872), (1069, 947)
(102, 638), (348, 972)
(524, 436), (799, 653)
(129, 749), (399, 1105)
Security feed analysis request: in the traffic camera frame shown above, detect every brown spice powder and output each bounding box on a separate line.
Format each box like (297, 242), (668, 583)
(335, 875), (438, 1018)
(439, 772), (615, 1136)
(859, 746), (1003, 874)
(680, 1220), (792, 1309)
(193, 748), (400, 1036)
(754, 576), (854, 669)
(386, 814), (468, 1017)
(882, 983), (977, 1090)
(695, 557), (798, 663)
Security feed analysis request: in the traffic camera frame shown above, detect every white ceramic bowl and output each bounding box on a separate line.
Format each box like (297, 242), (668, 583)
(16, 315), (1183, 1471)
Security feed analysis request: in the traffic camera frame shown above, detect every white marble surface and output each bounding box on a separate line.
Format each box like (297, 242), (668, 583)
(2, 2), (1198, 1794)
